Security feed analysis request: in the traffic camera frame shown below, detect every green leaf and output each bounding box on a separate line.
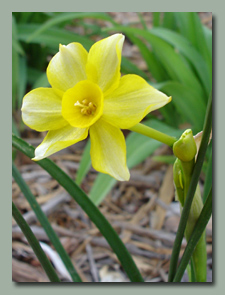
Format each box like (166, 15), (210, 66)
(17, 24), (94, 51)
(162, 12), (177, 30)
(121, 57), (149, 80)
(137, 12), (148, 30)
(203, 147), (212, 204)
(17, 56), (27, 109)
(126, 34), (168, 82)
(25, 12), (116, 43)
(89, 119), (182, 206)
(203, 26), (212, 59)
(12, 117), (19, 137)
(174, 12), (212, 74)
(12, 16), (25, 56)
(168, 91), (212, 282)
(158, 81), (206, 132)
(150, 27), (211, 96)
(76, 139), (91, 185)
(12, 134), (143, 282)
(12, 46), (19, 111)
(12, 202), (61, 282)
(173, 187), (212, 282)
(105, 26), (205, 100)
(32, 72), (50, 89)
(12, 163), (82, 282)
(153, 12), (161, 27)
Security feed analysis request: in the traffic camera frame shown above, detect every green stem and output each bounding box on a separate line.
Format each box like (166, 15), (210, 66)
(129, 123), (177, 147)
(168, 91), (212, 282)
(179, 160), (207, 282)
(12, 202), (61, 282)
(12, 162), (82, 282)
(173, 187), (212, 282)
(12, 134), (144, 282)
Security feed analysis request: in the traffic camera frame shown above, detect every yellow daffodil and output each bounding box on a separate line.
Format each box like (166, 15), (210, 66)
(22, 34), (171, 181)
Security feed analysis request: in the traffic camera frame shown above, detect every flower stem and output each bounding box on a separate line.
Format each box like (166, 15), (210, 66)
(129, 123), (177, 147)
(168, 91), (212, 282)
(173, 187), (212, 282)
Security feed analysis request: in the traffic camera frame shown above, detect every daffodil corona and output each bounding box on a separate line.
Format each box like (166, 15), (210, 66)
(22, 34), (171, 181)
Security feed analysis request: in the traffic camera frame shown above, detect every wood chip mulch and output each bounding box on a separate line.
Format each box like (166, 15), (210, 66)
(12, 135), (212, 282)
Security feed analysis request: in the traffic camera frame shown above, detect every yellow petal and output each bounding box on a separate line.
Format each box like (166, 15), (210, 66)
(33, 125), (88, 160)
(47, 43), (88, 92)
(21, 88), (68, 132)
(86, 34), (124, 96)
(102, 74), (171, 129)
(89, 118), (130, 181)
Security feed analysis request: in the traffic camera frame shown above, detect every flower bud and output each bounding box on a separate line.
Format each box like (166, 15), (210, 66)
(173, 158), (184, 206)
(173, 129), (197, 162)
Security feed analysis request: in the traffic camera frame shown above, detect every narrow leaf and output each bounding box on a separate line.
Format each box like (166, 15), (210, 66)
(150, 27), (211, 96)
(12, 202), (61, 282)
(203, 148), (212, 204)
(76, 139), (91, 185)
(12, 163), (82, 282)
(105, 26), (205, 99)
(12, 134), (143, 282)
(168, 91), (212, 282)
(173, 187), (212, 282)
(158, 81), (206, 132)
(26, 12), (116, 43)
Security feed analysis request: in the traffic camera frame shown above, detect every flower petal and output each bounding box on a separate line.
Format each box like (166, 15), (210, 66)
(102, 74), (171, 129)
(86, 34), (124, 96)
(47, 43), (88, 92)
(33, 125), (88, 160)
(89, 118), (130, 181)
(21, 88), (68, 132)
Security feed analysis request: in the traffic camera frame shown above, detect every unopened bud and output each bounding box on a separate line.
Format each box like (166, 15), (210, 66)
(173, 129), (197, 162)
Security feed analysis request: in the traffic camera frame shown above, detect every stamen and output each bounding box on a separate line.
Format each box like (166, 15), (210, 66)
(82, 99), (89, 106)
(88, 102), (96, 111)
(75, 99), (97, 116)
(74, 100), (87, 108)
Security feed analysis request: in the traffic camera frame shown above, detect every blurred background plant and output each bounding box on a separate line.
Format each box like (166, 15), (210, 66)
(12, 11), (212, 205)
(12, 12), (212, 282)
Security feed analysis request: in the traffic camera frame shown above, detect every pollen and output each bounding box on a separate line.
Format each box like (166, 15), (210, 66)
(75, 99), (97, 116)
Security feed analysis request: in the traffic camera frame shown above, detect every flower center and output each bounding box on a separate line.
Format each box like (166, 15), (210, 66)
(74, 99), (97, 116)
(62, 80), (104, 128)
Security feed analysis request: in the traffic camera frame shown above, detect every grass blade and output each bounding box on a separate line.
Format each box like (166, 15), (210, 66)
(126, 34), (168, 82)
(150, 27), (211, 96)
(173, 187), (212, 282)
(12, 202), (61, 282)
(105, 26), (205, 99)
(26, 12), (116, 43)
(12, 134), (144, 282)
(76, 139), (91, 185)
(12, 163), (82, 282)
(158, 81), (206, 132)
(203, 148), (212, 204)
(17, 56), (27, 109)
(174, 12), (212, 73)
(153, 12), (161, 27)
(17, 24), (94, 51)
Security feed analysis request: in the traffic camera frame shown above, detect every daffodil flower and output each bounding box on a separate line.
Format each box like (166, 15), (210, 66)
(22, 34), (171, 181)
